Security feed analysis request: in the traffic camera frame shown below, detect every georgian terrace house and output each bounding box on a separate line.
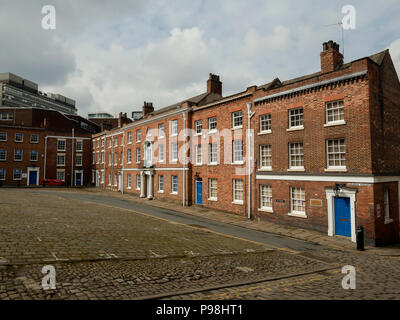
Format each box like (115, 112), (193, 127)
(92, 41), (400, 246)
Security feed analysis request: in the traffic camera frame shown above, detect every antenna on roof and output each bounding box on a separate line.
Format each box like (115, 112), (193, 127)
(325, 21), (345, 59)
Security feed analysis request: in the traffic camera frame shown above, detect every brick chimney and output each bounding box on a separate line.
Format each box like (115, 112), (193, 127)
(207, 73), (222, 95)
(320, 40), (344, 73)
(142, 101), (154, 117)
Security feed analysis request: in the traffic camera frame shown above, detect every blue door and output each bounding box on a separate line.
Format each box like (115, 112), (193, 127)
(196, 181), (203, 205)
(76, 172), (82, 187)
(29, 171), (37, 185)
(334, 197), (351, 237)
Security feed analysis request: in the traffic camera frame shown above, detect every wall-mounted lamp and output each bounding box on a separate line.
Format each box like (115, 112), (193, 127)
(333, 184), (346, 198)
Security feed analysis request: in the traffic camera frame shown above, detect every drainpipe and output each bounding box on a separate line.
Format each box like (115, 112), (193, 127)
(246, 102), (255, 219)
(44, 136), (47, 180)
(183, 112), (187, 207)
(71, 128), (74, 187)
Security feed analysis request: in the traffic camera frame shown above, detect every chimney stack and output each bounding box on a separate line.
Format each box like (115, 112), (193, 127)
(320, 40), (343, 73)
(207, 73), (222, 95)
(142, 101), (154, 117)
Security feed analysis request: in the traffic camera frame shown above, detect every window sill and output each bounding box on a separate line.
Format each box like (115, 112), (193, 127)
(14, 160), (23, 162)
(288, 212), (307, 218)
(324, 121), (346, 128)
(259, 167), (272, 172)
(170, 134), (178, 138)
(232, 161), (244, 165)
(232, 200), (244, 205)
(384, 218), (394, 225)
(231, 126), (243, 131)
(171, 192), (178, 195)
(208, 130), (217, 135)
(259, 208), (274, 213)
(158, 191), (164, 194)
(194, 164), (203, 167)
(325, 167), (347, 173)
(286, 126), (304, 132)
(127, 187), (132, 190)
(288, 168), (305, 172)
(208, 198), (218, 202)
(258, 130), (272, 135)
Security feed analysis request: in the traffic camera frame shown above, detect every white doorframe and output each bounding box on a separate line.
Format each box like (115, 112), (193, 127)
(75, 170), (84, 186)
(27, 167), (40, 186)
(326, 187), (357, 242)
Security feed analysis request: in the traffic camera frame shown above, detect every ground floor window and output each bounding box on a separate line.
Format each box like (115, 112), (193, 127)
(56, 170), (65, 181)
(290, 187), (306, 216)
(0, 168), (5, 180)
(233, 179), (243, 204)
(260, 185), (273, 211)
(171, 176), (178, 194)
(209, 178), (218, 200)
(13, 168), (22, 180)
(159, 175), (164, 192)
(127, 174), (132, 189)
(136, 174), (141, 190)
(114, 174), (118, 186)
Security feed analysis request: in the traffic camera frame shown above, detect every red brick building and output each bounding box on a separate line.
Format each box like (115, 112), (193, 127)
(0, 73), (99, 186)
(91, 41), (400, 246)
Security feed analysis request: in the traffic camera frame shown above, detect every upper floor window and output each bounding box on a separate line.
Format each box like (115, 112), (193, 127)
(128, 132), (132, 144)
(260, 145), (272, 169)
(136, 148), (141, 163)
(326, 139), (346, 169)
(171, 120), (178, 136)
(233, 140), (243, 163)
(30, 134), (39, 143)
(76, 140), (83, 152)
(14, 150), (23, 161)
(195, 120), (202, 135)
(0, 112), (13, 120)
(289, 143), (304, 170)
(326, 100), (344, 124)
(137, 130), (141, 142)
(114, 137), (118, 147)
(288, 108), (303, 129)
(30, 150), (38, 162)
(195, 144), (202, 165)
(15, 133), (23, 142)
(260, 114), (271, 133)
(57, 154), (65, 166)
(76, 154), (82, 166)
(0, 132), (7, 141)
(57, 140), (66, 151)
(0, 149), (6, 161)
(171, 142), (178, 162)
(127, 149), (132, 163)
(208, 117), (217, 132)
(208, 142), (218, 164)
(232, 111), (243, 128)
(101, 138), (105, 147)
(158, 124), (165, 138)
(158, 144), (165, 162)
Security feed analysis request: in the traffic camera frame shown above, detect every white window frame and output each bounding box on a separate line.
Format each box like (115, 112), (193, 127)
(158, 144), (165, 163)
(136, 174), (141, 190)
(76, 154), (83, 166)
(158, 124), (165, 138)
(288, 108), (304, 130)
(127, 174), (132, 189)
(326, 139), (346, 171)
(56, 169), (65, 182)
(30, 134), (39, 144)
(260, 185), (273, 212)
(0, 168), (5, 180)
(195, 120), (202, 135)
(208, 178), (218, 201)
(13, 168), (22, 181)
(15, 133), (23, 143)
(171, 175), (178, 194)
(57, 154), (66, 166)
(260, 145), (272, 170)
(136, 148), (141, 163)
(30, 150), (38, 162)
(76, 140), (83, 152)
(233, 140), (243, 164)
(232, 111), (243, 129)
(208, 142), (218, 165)
(208, 117), (217, 133)
(195, 144), (202, 165)
(171, 120), (178, 136)
(14, 149), (23, 161)
(137, 130), (141, 142)
(289, 143), (304, 170)
(232, 179), (244, 204)
(171, 142), (178, 162)
(127, 149), (132, 164)
(128, 132), (133, 144)
(325, 100), (345, 125)
(259, 114), (271, 133)
(158, 175), (164, 193)
(289, 187), (306, 217)
(57, 139), (66, 151)
(0, 149), (6, 161)
(0, 132), (7, 142)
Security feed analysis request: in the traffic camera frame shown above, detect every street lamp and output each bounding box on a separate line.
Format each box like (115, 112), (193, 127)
(333, 183), (346, 198)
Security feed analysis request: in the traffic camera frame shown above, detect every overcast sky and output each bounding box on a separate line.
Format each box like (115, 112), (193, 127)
(1, 0), (399, 117)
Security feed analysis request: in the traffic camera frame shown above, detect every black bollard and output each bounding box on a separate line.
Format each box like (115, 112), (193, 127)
(356, 226), (365, 251)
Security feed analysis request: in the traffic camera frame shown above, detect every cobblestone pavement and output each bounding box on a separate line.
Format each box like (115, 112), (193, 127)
(0, 188), (399, 300)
